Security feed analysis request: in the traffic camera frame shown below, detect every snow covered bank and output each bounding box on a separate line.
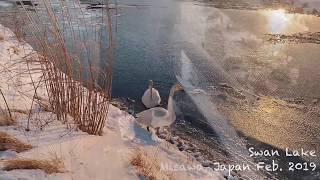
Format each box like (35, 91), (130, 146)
(0, 24), (46, 111)
(0, 24), (223, 180)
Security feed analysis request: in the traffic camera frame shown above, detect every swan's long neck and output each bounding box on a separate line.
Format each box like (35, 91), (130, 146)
(167, 86), (176, 115)
(149, 84), (153, 100)
(149, 81), (153, 100)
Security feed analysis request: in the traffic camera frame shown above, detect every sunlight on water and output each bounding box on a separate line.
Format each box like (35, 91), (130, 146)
(263, 9), (315, 34)
(265, 9), (293, 33)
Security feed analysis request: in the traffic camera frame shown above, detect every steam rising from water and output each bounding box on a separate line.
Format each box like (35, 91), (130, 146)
(177, 50), (262, 179)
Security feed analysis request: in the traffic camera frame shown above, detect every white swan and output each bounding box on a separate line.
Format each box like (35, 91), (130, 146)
(141, 80), (161, 108)
(136, 84), (183, 141)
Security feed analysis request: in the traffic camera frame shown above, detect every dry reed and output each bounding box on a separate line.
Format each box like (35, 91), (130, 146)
(2, 0), (115, 135)
(0, 89), (13, 121)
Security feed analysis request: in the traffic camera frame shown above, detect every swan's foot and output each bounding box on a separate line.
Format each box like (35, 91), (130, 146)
(149, 127), (164, 143)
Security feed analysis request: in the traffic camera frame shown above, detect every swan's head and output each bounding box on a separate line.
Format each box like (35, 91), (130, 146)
(169, 84), (184, 96)
(174, 84), (184, 92)
(148, 80), (154, 88)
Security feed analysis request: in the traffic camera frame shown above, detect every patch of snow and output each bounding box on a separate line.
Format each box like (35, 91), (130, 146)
(0, 24), (46, 112)
(0, 169), (69, 180)
(0, 150), (17, 160)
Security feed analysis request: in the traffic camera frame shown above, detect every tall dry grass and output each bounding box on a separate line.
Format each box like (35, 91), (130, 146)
(0, 131), (32, 152)
(1, 0), (115, 135)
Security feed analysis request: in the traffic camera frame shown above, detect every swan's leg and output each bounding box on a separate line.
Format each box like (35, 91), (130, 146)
(150, 127), (164, 142)
(155, 127), (160, 135)
(156, 127), (164, 135)
(147, 126), (150, 132)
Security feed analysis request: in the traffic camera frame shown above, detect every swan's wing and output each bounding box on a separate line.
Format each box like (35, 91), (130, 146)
(135, 108), (154, 126)
(152, 89), (161, 103)
(150, 108), (170, 128)
(153, 108), (167, 118)
(136, 107), (168, 128)
(141, 88), (161, 108)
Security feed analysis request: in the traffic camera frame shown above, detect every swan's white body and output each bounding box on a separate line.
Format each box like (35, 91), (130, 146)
(135, 106), (175, 128)
(136, 84), (182, 141)
(141, 88), (161, 108)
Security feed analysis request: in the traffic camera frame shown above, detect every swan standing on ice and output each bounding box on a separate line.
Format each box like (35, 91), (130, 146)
(136, 84), (184, 142)
(141, 80), (161, 108)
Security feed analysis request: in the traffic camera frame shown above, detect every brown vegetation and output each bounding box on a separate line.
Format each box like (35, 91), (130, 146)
(2, 157), (64, 174)
(1, 0), (115, 135)
(0, 112), (16, 126)
(0, 131), (32, 152)
(130, 148), (175, 180)
(0, 32), (4, 41)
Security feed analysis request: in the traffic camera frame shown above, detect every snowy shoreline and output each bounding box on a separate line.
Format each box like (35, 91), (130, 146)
(0, 24), (224, 180)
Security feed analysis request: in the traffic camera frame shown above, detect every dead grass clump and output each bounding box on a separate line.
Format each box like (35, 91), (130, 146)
(130, 149), (174, 180)
(131, 149), (159, 180)
(0, 112), (16, 126)
(0, 131), (32, 152)
(2, 157), (64, 174)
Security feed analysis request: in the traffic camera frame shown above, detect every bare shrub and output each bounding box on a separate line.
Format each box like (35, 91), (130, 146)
(2, 157), (64, 174)
(0, 131), (32, 152)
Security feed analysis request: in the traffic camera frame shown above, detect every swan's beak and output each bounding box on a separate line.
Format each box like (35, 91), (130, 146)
(175, 84), (184, 91)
